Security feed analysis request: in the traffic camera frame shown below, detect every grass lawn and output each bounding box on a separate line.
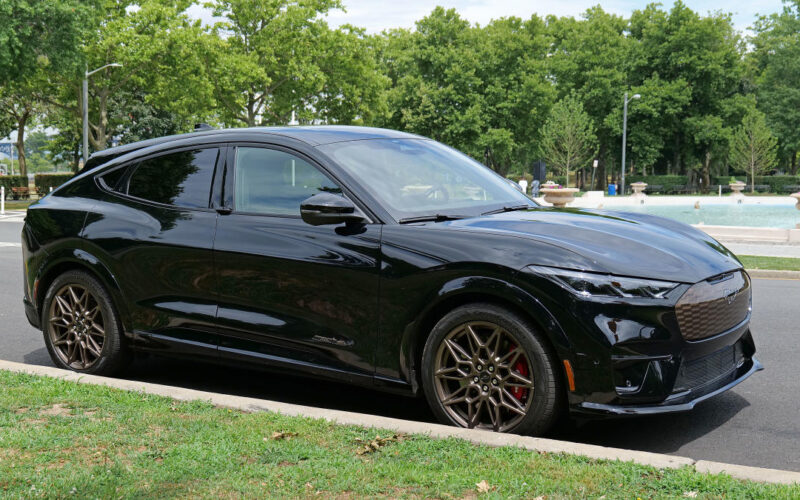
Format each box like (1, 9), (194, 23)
(739, 255), (800, 272)
(1, 199), (35, 210)
(1, 371), (799, 498)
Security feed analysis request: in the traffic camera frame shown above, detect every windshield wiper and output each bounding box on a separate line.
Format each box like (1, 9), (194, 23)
(398, 214), (468, 224)
(481, 204), (532, 216)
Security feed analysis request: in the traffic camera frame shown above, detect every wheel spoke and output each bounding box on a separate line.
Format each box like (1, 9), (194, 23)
(467, 399), (484, 429)
(435, 366), (467, 381)
(441, 385), (469, 407)
(465, 324), (483, 353)
(505, 370), (533, 387)
(55, 296), (72, 317)
(444, 339), (471, 364)
(86, 336), (102, 357)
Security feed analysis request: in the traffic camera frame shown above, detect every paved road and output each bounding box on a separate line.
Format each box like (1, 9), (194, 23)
(1, 217), (798, 472)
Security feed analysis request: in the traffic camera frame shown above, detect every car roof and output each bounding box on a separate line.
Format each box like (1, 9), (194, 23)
(81, 126), (422, 173)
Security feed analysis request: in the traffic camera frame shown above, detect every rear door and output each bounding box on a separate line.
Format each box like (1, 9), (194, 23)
(212, 145), (381, 383)
(82, 146), (223, 357)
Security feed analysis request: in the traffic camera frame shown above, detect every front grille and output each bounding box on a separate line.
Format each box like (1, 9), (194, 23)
(675, 270), (751, 341)
(673, 342), (744, 394)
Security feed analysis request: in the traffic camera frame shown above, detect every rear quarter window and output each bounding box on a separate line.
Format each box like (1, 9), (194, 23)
(125, 148), (219, 209)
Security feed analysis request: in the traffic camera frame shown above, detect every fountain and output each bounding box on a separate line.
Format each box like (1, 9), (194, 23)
(540, 181), (579, 208)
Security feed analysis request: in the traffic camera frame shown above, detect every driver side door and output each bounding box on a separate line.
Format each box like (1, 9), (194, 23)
(212, 145), (382, 384)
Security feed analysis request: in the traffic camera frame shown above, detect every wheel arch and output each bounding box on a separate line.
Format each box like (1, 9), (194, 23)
(401, 276), (573, 394)
(35, 248), (130, 333)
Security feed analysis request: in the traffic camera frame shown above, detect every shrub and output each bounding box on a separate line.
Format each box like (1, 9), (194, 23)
(0, 175), (28, 198)
(34, 173), (75, 193)
(712, 175), (800, 193)
(625, 175), (689, 193)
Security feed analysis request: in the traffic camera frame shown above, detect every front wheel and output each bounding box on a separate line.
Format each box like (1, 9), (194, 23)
(42, 270), (129, 375)
(421, 303), (563, 435)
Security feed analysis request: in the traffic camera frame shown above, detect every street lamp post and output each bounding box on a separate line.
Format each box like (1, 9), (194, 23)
(620, 92), (640, 196)
(83, 63), (123, 164)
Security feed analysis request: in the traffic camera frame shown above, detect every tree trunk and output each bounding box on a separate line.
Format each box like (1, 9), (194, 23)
(673, 135), (681, 174)
(15, 112), (28, 176)
(597, 143), (607, 190)
(751, 161), (755, 194)
(790, 151), (798, 176)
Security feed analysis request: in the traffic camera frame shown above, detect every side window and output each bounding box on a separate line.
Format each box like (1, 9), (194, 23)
(234, 147), (342, 216)
(126, 148), (219, 209)
(99, 166), (128, 191)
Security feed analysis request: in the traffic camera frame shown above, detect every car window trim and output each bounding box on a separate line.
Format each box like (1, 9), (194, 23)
(95, 144), (225, 213)
(224, 142), (376, 223)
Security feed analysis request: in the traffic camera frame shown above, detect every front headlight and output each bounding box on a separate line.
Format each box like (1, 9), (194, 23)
(525, 265), (680, 300)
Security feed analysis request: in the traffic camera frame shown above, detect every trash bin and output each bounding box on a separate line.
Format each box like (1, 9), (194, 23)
(608, 183), (617, 196)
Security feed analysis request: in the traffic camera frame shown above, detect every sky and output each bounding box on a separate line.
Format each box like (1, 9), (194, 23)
(189, 0), (788, 34)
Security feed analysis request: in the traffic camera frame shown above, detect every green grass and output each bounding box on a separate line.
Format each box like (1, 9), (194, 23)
(1, 199), (35, 210)
(740, 255), (800, 272)
(1, 371), (798, 498)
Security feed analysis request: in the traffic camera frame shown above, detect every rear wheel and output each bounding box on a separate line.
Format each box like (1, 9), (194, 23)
(421, 303), (562, 435)
(42, 270), (129, 375)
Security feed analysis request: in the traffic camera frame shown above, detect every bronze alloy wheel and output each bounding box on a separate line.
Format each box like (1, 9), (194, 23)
(433, 321), (535, 432)
(47, 284), (106, 370)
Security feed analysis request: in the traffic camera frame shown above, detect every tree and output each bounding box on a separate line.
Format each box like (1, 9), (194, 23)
(0, 77), (40, 175)
(729, 110), (778, 192)
(749, 1), (800, 174)
(0, 0), (91, 84)
(628, 2), (742, 178)
(538, 95), (598, 187)
(204, 0), (385, 127)
(547, 7), (629, 188)
(379, 9), (553, 175)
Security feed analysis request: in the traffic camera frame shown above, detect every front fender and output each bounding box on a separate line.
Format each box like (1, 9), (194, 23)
(396, 275), (573, 394)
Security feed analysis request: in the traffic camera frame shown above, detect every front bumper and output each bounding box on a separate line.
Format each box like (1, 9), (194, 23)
(577, 356), (762, 415)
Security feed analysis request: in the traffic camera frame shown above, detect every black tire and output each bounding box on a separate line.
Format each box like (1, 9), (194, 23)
(421, 303), (563, 435)
(41, 270), (130, 375)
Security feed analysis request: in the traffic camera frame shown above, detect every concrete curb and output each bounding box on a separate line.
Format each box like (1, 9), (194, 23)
(747, 269), (800, 280)
(2, 359), (798, 485)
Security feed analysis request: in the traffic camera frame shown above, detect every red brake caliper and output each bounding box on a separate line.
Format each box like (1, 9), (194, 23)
(509, 345), (529, 401)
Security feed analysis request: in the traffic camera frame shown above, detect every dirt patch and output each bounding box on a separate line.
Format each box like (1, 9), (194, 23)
(40, 404), (73, 417)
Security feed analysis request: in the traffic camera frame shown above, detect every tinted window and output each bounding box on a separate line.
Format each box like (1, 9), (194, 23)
(127, 148), (218, 208)
(234, 147), (341, 215)
(99, 166), (128, 191)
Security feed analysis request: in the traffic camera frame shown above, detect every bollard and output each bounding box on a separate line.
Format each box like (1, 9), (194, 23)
(1, 186), (4, 215)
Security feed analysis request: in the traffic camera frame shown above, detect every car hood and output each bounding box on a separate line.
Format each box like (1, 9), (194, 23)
(439, 208), (742, 283)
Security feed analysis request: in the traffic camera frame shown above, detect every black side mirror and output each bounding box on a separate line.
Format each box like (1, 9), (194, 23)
(300, 192), (368, 226)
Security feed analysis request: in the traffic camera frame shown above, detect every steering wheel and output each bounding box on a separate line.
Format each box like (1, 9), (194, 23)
(424, 183), (449, 202)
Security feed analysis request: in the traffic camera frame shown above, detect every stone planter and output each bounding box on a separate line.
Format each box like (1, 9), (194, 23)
(729, 182), (746, 196)
(630, 182), (648, 196)
(791, 192), (800, 210)
(541, 187), (579, 208)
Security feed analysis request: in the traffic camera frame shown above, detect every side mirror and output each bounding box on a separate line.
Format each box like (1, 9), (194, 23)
(300, 192), (368, 226)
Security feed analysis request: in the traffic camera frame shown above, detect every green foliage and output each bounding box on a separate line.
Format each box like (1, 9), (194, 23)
(729, 110), (779, 192)
(0, 0), (91, 83)
(538, 95), (598, 187)
(203, 0), (386, 127)
(625, 175), (690, 193)
(380, 8), (554, 175)
(712, 175), (800, 193)
(749, 1), (800, 173)
(34, 173), (74, 193)
(0, 175), (27, 198)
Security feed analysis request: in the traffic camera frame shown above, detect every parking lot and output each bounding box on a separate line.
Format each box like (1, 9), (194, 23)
(1, 215), (798, 472)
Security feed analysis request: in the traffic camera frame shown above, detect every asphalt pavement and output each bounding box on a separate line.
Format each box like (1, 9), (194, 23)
(1, 216), (798, 472)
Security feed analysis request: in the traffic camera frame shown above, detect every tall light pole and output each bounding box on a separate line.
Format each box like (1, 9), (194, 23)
(83, 63), (122, 164)
(620, 92), (640, 196)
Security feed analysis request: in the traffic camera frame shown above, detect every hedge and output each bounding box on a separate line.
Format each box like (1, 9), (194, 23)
(0, 175), (28, 198)
(34, 173), (75, 193)
(625, 175), (689, 193)
(712, 175), (800, 193)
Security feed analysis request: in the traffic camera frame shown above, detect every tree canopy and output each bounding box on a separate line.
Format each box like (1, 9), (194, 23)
(0, 0), (796, 185)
